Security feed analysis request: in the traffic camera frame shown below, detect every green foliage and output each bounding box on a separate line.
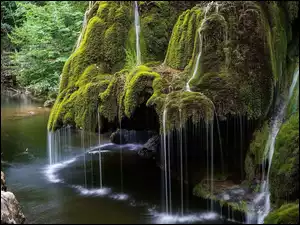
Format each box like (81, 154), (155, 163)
(264, 203), (299, 224)
(270, 112), (299, 205)
(9, 1), (86, 96)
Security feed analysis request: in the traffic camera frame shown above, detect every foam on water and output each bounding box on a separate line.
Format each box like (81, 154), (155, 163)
(110, 193), (130, 201)
(44, 158), (77, 183)
(149, 210), (219, 224)
(72, 185), (111, 196)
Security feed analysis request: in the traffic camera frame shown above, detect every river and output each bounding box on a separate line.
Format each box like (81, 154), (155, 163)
(1, 93), (236, 224)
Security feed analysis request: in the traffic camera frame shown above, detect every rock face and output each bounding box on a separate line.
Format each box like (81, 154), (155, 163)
(1, 171), (25, 224)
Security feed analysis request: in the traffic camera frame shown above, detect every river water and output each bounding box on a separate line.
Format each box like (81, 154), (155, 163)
(1, 93), (236, 224)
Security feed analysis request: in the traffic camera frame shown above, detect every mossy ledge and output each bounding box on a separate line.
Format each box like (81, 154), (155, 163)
(264, 203), (299, 224)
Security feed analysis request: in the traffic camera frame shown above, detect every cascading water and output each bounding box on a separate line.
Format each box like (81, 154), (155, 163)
(97, 112), (103, 188)
(134, 1), (141, 65)
(179, 109), (184, 216)
(75, 1), (94, 50)
(162, 108), (170, 214)
(48, 126), (72, 165)
(82, 129), (87, 188)
(247, 67), (299, 224)
(186, 2), (216, 92)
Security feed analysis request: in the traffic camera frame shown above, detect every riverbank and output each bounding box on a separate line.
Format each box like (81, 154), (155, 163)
(1, 85), (56, 108)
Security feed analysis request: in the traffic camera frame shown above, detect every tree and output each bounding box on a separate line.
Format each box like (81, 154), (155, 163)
(9, 1), (87, 97)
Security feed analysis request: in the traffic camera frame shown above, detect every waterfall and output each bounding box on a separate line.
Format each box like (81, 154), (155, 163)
(162, 108), (169, 214)
(179, 110), (184, 216)
(247, 67), (299, 224)
(210, 120), (214, 211)
(47, 126), (72, 165)
(288, 67), (299, 101)
(75, 1), (94, 50)
(82, 129), (87, 188)
(186, 2), (215, 92)
(97, 112), (103, 188)
(134, 1), (141, 65)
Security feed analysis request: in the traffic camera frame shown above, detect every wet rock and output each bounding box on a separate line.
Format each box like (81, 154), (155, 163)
(43, 99), (55, 108)
(1, 171), (25, 224)
(110, 129), (156, 144)
(1, 171), (6, 191)
(1, 191), (25, 224)
(110, 129), (129, 144)
(138, 135), (160, 159)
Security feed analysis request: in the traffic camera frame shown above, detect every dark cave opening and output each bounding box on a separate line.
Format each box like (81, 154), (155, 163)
(155, 114), (260, 186)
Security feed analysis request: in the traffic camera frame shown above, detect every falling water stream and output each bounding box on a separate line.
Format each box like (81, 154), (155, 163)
(134, 1), (141, 65)
(186, 2), (216, 92)
(97, 112), (103, 188)
(247, 66), (299, 224)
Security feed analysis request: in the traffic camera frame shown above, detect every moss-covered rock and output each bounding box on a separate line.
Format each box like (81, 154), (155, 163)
(139, 1), (184, 62)
(48, 2), (133, 131)
(264, 203), (299, 224)
(48, 1), (295, 136)
(165, 7), (202, 70)
(269, 112), (299, 205)
(245, 122), (270, 181)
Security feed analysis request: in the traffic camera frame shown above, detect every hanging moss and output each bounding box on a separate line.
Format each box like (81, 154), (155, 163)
(99, 69), (128, 122)
(269, 112), (299, 206)
(124, 65), (160, 118)
(264, 203), (299, 224)
(165, 7), (202, 70)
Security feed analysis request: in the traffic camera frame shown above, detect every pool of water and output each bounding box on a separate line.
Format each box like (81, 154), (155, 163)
(1, 93), (237, 224)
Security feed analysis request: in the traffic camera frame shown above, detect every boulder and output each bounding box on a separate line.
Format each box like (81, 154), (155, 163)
(138, 135), (160, 159)
(1, 171), (6, 191)
(110, 129), (156, 144)
(1, 171), (25, 224)
(1, 191), (25, 224)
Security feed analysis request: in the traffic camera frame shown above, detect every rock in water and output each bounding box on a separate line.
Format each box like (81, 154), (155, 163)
(138, 135), (160, 159)
(110, 129), (129, 144)
(110, 129), (156, 144)
(1, 171), (25, 224)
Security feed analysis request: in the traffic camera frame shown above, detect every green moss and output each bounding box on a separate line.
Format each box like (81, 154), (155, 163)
(48, 2), (132, 131)
(245, 122), (270, 181)
(264, 203), (299, 224)
(193, 181), (247, 213)
(124, 65), (160, 118)
(165, 7), (202, 70)
(138, 1), (185, 63)
(99, 69), (128, 122)
(270, 112), (299, 205)
(163, 91), (214, 132)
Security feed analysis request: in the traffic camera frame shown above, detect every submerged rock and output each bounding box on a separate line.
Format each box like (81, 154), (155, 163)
(1, 171), (25, 224)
